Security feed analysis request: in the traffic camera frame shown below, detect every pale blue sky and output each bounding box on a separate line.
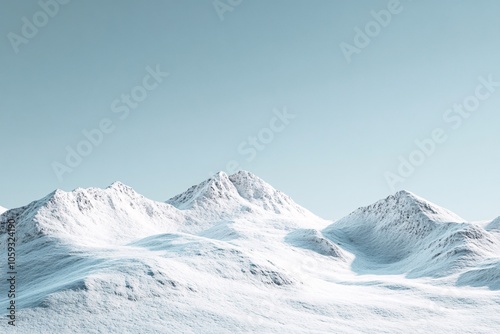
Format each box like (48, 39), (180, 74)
(1, 0), (499, 221)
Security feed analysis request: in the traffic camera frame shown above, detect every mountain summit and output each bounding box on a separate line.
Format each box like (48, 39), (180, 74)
(323, 190), (497, 277)
(1, 183), (183, 245)
(324, 190), (466, 250)
(167, 171), (314, 219)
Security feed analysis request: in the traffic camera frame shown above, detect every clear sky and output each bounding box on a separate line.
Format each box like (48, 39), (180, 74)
(1, 0), (499, 221)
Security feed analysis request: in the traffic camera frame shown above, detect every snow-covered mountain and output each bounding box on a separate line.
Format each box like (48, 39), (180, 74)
(323, 190), (499, 277)
(167, 171), (316, 220)
(1, 174), (499, 333)
(0, 205), (6, 215)
(2, 182), (186, 245)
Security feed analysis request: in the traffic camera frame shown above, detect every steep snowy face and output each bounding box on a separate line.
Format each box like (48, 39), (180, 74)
(0, 206), (6, 215)
(323, 191), (496, 275)
(1, 182), (184, 246)
(167, 171), (315, 219)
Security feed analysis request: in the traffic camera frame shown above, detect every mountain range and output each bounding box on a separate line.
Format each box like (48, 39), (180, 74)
(1, 171), (499, 333)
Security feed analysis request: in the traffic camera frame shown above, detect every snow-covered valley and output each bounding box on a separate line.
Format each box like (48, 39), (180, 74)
(1, 171), (499, 333)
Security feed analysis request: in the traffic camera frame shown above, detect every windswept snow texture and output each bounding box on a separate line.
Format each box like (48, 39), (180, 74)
(1, 173), (499, 333)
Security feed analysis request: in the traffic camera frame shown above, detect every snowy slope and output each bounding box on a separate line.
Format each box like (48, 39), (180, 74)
(0, 176), (499, 333)
(0, 205), (6, 215)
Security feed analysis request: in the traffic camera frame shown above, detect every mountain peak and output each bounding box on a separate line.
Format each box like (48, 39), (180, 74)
(228, 170), (307, 214)
(228, 170), (275, 200)
(211, 171), (229, 179)
(383, 190), (464, 224)
(394, 189), (415, 198)
(5, 183), (183, 245)
(108, 181), (129, 188)
(166, 171), (238, 210)
(329, 191), (464, 238)
(323, 191), (493, 277)
(167, 171), (313, 217)
(106, 181), (138, 196)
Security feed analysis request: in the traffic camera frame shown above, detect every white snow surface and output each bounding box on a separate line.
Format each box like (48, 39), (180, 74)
(1, 173), (499, 333)
(0, 206), (6, 215)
